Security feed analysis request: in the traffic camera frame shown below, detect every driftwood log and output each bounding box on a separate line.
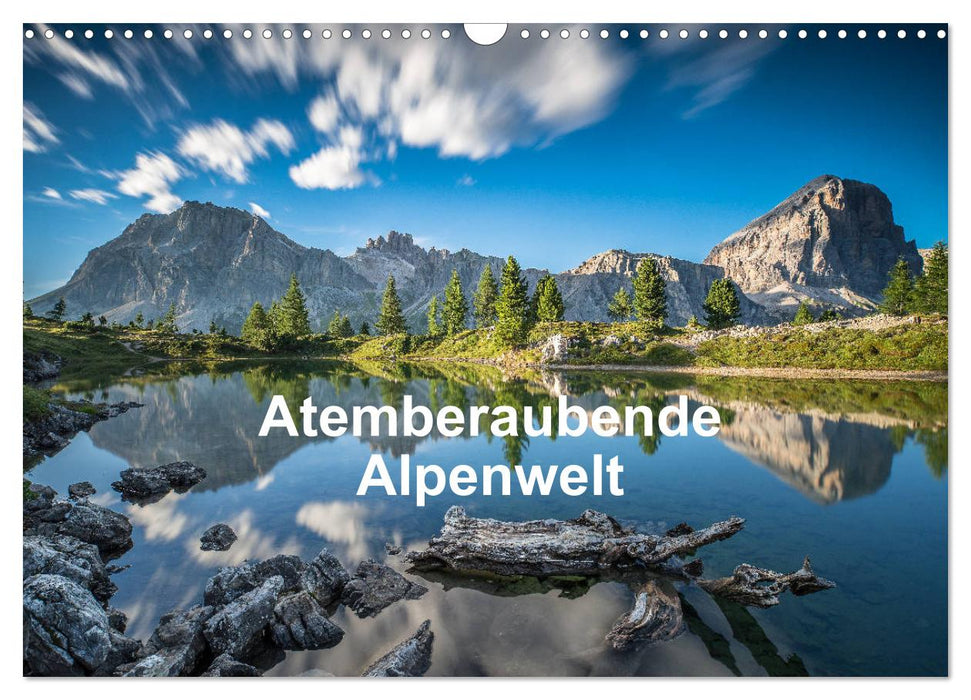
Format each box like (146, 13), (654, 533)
(407, 506), (835, 650)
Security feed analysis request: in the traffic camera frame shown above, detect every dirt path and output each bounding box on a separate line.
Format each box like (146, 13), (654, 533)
(541, 363), (948, 382)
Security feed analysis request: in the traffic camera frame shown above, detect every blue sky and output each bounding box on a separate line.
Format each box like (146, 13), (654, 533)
(23, 24), (947, 298)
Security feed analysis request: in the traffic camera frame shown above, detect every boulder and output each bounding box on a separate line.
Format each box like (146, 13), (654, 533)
(341, 560), (427, 618)
(204, 554), (305, 607)
(125, 605), (214, 677)
(540, 334), (572, 363)
(111, 461), (206, 504)
(201, 653), (261, 677)
(68, 481), (96, 500)
(23, 574), (113, 676)
(200, 523), (237, 552)
(23, 534), (116, 604)
(204, 576), (283, 659)
(270, 590), (344, 651)
(25, 497), (133, 559)
(300, 548), (350, 606)
(363, 620), (434, 677)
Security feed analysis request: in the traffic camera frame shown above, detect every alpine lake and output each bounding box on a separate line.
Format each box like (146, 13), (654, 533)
(27, 360), (948, 677)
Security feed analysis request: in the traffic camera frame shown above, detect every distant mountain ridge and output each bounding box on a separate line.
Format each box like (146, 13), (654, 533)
(29, 175), (924, 332)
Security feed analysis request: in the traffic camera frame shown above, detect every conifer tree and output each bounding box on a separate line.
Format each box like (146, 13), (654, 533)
(607, 287), (633, 322)
(81, 311), (94, 327)
(133, 312), (144, 328)
(426, 295), (441, 336)
(442, 269), (469, 335)
(274, 274), (312, 339)
(360, 321), (371, 336)
(880, 258), (916, 316)
(327, 310), (345, 337)
(914, 241), (948, 315)
(209, 320), (218, 334)
(338, 315), (353, 338)
(534, 273), (565, 323)
(703, 279), (741, 330)
(473, 264), (499, 328)
(98, 315), (107, 327)
(23, 302), (33, 319)
(47, 297), (66, 322)
(376, 274), (407, 335)
(159, 303), (178, 333)
(632, 258), (667, 329)
(818, 307), (842, 322)
(495, 255), (531, 347)
(241, 301), (274, 350)
(792, 301), (815, 326)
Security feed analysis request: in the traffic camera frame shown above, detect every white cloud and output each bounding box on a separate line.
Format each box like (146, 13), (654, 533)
(176, 118), (295, 183)
(290, 125), (369, 190)
(457, 174), (476, 187)
(308, 92), (341, 133)
(69, 188), (118, 205)
(41, 187), (61, 200)
(23, 104), (59, 153)
(116, 151), (183, 213)
(249, 202), (271, 219)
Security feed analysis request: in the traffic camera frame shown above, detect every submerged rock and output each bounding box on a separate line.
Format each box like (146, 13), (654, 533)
(111, 461), (207, 504)
(341, 560), (427, 618)
(25, 493), (133, 559)
(204, 576), (283, 659)
(202, 653), (262, 677)
(200, 523), (237, 552)
(363, 620), (434, 677)
(23, 534), (116, 604)
(300, 548), (350, 606)
(270, 590), (344, 650)
(204, 554), (305, 607)
(68, 481), (96, 500)
(125, 605), (214, 677)
(23, 574), (113, 676)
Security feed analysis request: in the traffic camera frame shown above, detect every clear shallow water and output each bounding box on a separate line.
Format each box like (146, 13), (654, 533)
(28, 362), (948, 676)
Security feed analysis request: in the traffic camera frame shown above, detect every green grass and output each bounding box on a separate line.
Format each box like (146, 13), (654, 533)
(23, 385), (52, 421)
(694, 322), (948, 372)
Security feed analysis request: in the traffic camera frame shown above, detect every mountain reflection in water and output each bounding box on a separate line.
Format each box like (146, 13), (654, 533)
(29, 361), (947, 676)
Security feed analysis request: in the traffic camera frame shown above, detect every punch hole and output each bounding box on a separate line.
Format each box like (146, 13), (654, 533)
(464, 24), (506, 45)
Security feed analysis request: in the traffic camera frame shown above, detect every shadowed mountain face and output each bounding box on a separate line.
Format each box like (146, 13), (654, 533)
(703, 175), (923, 315)
(30, 175), (920, 330)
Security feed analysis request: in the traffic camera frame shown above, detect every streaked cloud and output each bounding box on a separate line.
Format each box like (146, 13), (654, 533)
(69, 188), (118, 205)
(115, 151), (183, 213)
(41, 187), (61, 200)
(177, 118), (295, 183)
(249, 201), (271, 219)
(23, 103), (59, 153)
(457, 174), (476, 187)
(290, 125), (369, 190)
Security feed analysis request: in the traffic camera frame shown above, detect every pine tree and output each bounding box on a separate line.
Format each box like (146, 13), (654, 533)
(241, 302), (274, 350)
(98, 315), (107, 327)
(818, 308), (842, 322)
(47, 297), (66, 322)
(914, 241), (948, 315)
(376, 275), (407, 335)
(23, 302), (33, 319)
(209, 320), (218, 334)
(473, 265), (499, 328)
(607, 287), (633, 322)
(880, 258), (916, 316)
(632, 258), (667, 329)
(81, 311), (94, 327)
(442, 269), (469, 336)
(426, 296), (441, 336)
(274, 274), (312, 340)
(133, 312), (144, 329)
(703, 279), (741, 330)
(792, 301), (815, 326)
(338, 315), (353, 338)
(359, 321), (371, 336)
(159, 303), (178, 333)
(327, 310), (345, 337)
(534, 273), (565, 323)
(495, 255), (531, 347)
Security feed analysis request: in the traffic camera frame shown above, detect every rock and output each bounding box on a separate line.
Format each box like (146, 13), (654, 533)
(540, 334), (573, 363)
(363, 620), (434, 677)
(200, 523), (237, 551)
(605, 580), (685, 650)
(270, 591), (344, 650)
(125, 605), (214, 677)
(23, 401), (140, 461)
(341, 560), (427, 618)
(25, 497), (133, 559)
(300, 548), (350, 606)
(204, 554), (305, 607)
(201, 653), (262, 677)
(704, 175), (923, 315)
(385, 542), (403, 556)
(23, 534), (116, 604)
(23, 351), (62, 383)
(665, 522), (694, 537)
(601, 334), (622, 347)
(68, 481), (96, 500)
(107, 607), (128, 633)
(23, 574), (113, 676)
(111, 461), (207, 504)
(204, 576), (284, 659)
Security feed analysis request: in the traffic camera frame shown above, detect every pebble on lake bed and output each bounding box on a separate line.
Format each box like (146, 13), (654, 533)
(200, 524), (237, 552)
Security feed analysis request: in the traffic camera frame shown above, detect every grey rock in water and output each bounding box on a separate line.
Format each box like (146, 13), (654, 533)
(201, 653), (262, 677)
(23, 573), (113, 676)
(125, 605), (214, 677)
(68, 481), (96, 500)
(300, 548), (350, 606)
(270, 590), (344, 650)
(23, 351), (62, 383)
(363, 620), (434, 677)
(23, 534), (116, 604)
(23, 401), (141, 461)
(204, 554), (305, 607)
(341, 560), (428, 618)
(25, 493), (133, 559)
(111, 461), (207, 504)
(704, 175), (923, 315)
(204, 575), (284, 659)
(200, 523), (237, 551)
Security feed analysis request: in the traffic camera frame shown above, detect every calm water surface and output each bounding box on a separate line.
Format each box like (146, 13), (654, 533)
(28, 362), (948, 677)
